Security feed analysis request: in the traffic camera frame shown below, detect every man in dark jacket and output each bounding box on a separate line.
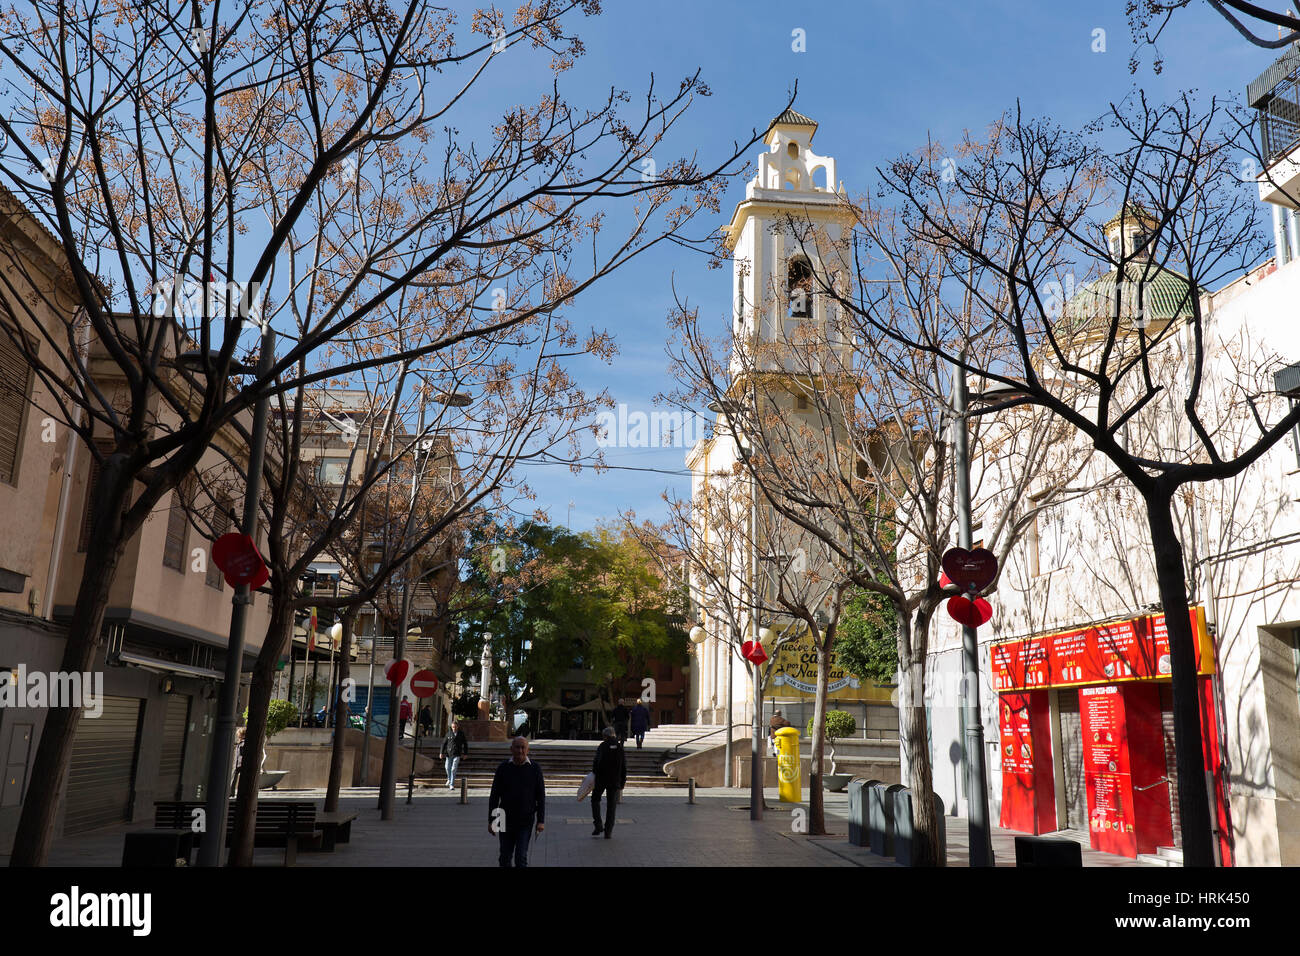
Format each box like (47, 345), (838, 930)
(611, 701), (630, 743)
(630, 700), (650, 749)
(488, 736), (546, 867)
(591, 727), (627, 838)
(440, 720), (469, 789)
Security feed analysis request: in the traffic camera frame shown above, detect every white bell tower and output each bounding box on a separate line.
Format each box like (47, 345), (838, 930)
(721, 109), (851, 355)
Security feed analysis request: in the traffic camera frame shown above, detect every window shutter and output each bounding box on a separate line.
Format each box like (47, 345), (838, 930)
(77, 440), (116, 552)
(0, 330), (33, 485)
(163, 477), (193, 570)
(207, 495), (231, 589)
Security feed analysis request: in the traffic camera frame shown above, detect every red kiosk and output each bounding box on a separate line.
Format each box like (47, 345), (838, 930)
(990, 608), (1230, 862)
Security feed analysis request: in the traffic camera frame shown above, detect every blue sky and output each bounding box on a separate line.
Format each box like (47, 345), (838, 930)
(471, 0), (1278, 531)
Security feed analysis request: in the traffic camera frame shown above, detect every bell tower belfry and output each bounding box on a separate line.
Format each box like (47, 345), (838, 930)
(721, 109), (851, 353)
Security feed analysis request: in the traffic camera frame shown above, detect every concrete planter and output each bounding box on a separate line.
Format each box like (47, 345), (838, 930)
(823, 773), (853, 793)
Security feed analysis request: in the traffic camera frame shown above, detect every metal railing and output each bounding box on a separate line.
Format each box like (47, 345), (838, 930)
(670, 722), (752, 755)
(1249, 46), (1300, 164)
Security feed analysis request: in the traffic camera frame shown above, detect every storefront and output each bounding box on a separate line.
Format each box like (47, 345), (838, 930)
(990, 608), (1231, 862)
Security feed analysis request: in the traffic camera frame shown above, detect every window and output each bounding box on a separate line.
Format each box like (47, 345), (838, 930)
(1025, 513), (1040, 577)
(77, 440), (116, 552)
(317, 457), (350, 486)
(207, 495), (232, 589)
(162, 477), (194, 571)
(1273, 362), (1300, 468)
(787, 258), (813, 319)
(0, 329), (33, 485)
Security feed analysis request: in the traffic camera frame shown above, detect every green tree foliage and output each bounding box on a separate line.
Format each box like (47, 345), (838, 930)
(806, 710), (856, 740)
(834, 586), (898, 684)
(453, 520), (686, 716)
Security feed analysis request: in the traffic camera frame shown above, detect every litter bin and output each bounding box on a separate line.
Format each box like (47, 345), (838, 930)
(847, 778), (878, 846)
(1014, 835), (1082, 867)
(774, 726), (801, 803)
(869, 782), (903, 856)
(892, 788), (946, 866)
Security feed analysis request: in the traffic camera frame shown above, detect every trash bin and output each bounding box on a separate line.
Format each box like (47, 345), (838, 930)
(774, 726), (801, 803)
(869, 782), (903, 856)
(847, 778), (878, 846)
(892, 788), (946, 866)
(1014, 835), (1082, 867)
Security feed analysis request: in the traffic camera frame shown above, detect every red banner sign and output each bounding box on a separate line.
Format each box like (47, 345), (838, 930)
(1080, 685), (1136, 857)
(211, 532), (270, 589)
(990, 608), (1211, 692)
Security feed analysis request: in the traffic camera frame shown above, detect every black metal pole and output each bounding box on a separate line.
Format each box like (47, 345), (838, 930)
(198, 326), (276, 867)
(953, 357), (994, 867)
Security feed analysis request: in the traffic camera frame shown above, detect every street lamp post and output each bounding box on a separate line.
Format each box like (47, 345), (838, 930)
(952, 358), (994, 868)
(197, 324), (276, 867)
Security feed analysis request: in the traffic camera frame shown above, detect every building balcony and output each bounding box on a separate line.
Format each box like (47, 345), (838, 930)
(1250, 46), (1300, 208)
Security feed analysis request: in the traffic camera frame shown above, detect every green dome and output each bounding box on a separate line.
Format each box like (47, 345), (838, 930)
(1064, 263), (1198, 328)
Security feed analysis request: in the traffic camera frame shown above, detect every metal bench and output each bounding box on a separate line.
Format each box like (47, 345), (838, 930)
(154, 800), (322, 866)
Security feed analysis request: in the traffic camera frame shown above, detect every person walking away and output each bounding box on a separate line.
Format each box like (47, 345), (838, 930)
(488, 736), (546, 867)
(440, 720), (469, 789)
(769, 709), (790, 757)
(611, 700), (630, 743)
(399, 697), (413, 739)
(591, 727), (627, 838)
(419, 704), (433, 738)
(231, 727), (247, 796)
(630, 700), (650, 749)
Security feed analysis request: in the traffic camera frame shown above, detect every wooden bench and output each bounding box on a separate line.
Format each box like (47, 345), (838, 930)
(315, 810), (358, 851)
(154, 800), (322, 866)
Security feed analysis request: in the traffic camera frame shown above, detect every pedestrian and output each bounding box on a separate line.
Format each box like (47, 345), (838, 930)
(440, 719), (469, 789)
(418, 704), (433, 738)
(488, 736), (546, 867)
(769, 709), (790, 757)
(399, 697), (413, 739)
(590, 727), (627, 838)
(230, 727), (247, 796)
(611, 700), (630, 743)
(630, 699), (650, 749)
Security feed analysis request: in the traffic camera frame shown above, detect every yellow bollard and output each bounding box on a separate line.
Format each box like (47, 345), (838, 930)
(775, 726), (801, 803)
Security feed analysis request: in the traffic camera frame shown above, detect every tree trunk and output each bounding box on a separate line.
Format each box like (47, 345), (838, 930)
(898, 609), (939, 866)
(230, 589), (295, 866)
(808, 637), (831, 835)
(325, 609), (356, 812)
(1146, 490), (1216, 866)
(9, 462), (130, 866)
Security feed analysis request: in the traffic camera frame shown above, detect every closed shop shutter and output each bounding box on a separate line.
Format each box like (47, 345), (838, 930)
(156, 695), (191, 802)
(1058, 690), (1086, 830)
(63, 695), (144, 834)
(0, 326), (32, 485)
(1160, 683), (1181, 849)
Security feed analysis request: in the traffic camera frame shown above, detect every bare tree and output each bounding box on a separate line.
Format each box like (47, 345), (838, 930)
(0, 0), (770, 864)
(839, 94), (1300, 866)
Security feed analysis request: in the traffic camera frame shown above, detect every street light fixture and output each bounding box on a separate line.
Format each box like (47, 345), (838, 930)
(196, 323), (276, 867)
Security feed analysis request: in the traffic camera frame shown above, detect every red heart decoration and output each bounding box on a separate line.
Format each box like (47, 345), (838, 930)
(741, 641), (769, 665)
(941, 547), (998, 592)
(212, 532), (270, 589)
(385, 659), (410, 686)
(947, 595), (993, 628)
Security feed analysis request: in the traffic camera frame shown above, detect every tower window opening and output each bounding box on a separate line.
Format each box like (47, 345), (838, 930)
(787, 141), (799, 159)
(788, 257), (814, 319)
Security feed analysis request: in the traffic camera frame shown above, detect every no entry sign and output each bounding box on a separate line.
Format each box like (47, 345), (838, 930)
(410, 670), (439, 698)
(385, 659), (410, 687)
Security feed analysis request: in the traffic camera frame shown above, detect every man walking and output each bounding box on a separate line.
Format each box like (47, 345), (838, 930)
(630, 699), (650, 749)
(488, 736), (546, 867)
(440, 719), (469, 789)
(591, 727), (627, 839)
(611, 700), (630, 744)
(399, 697), (413, 739)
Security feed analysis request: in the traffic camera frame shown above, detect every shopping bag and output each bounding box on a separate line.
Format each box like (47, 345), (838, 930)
(576, 771), (595, 801)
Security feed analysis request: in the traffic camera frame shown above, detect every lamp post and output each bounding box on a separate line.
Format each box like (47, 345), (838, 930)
(379, 387), (469, 819)
(195, 323), (276, 867)
(951, 360), (1027, 868)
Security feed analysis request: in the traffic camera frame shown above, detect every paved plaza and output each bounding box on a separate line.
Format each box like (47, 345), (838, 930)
(10, 783), (1151, 867)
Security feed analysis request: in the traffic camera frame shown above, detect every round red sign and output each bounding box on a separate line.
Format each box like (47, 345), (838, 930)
(410, 670), (439, 698)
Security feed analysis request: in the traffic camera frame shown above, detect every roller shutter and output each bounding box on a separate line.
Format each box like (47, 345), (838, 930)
(156, 695), (191, 802)
(63, 695), (144, 834)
